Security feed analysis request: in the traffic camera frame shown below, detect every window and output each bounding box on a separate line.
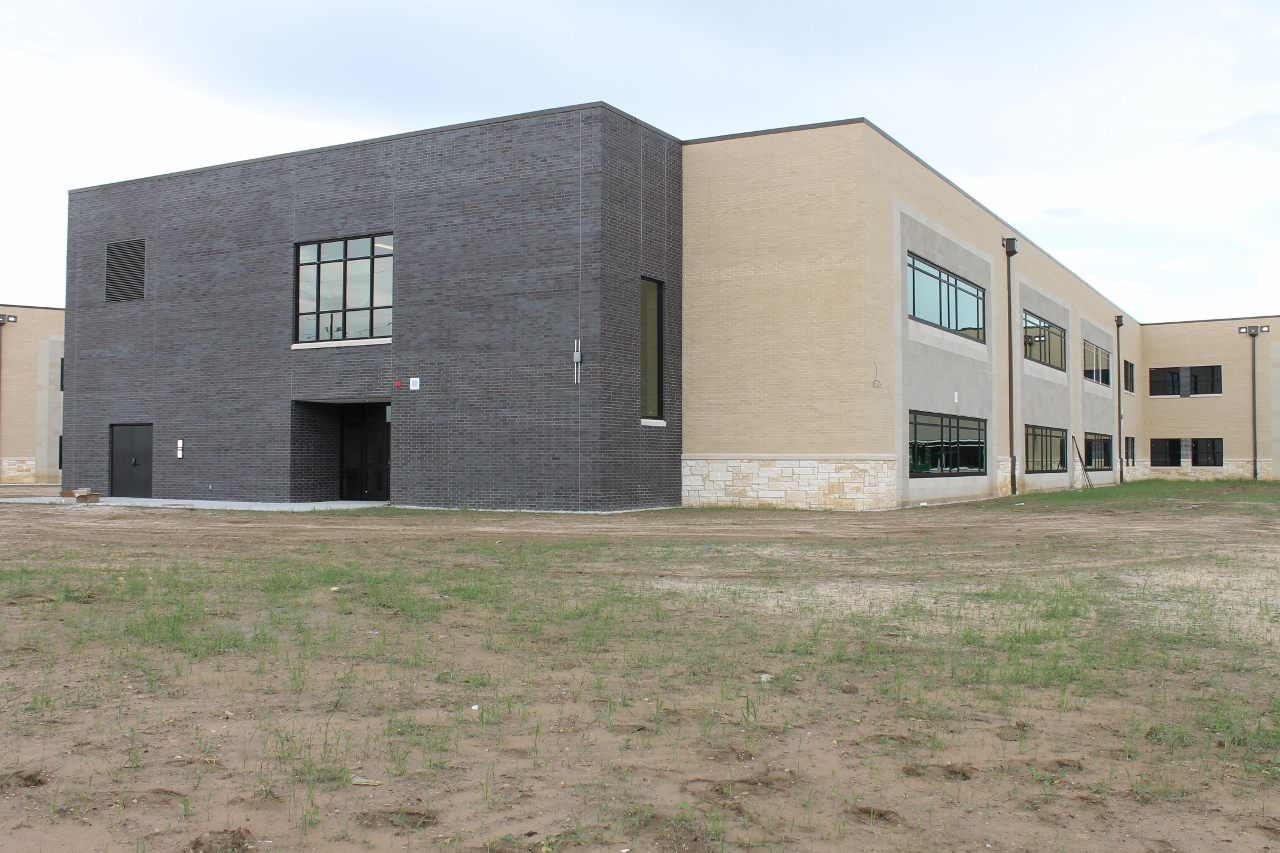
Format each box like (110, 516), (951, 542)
(640, 278), (663, 419)
(908, 411), (986, 477)
(908, 255), (986, 342)
(58, 435), (63, 470)
(1123, 360), (1135, 393)
(1084, 433), (1112, 470)
(296, 234), (393, 343)
(1192, 438), (1223, 467)
(1083, 341), (1111, 386)
(1124, 436), (1136, 466)
(1149, 368), (1180, 396)
(105, 239), (146, 302)
(59, 358), (64, 392)
(1023, 312), (1066, 370)
(1190, 365), (1221, 395)
(1025, 425), (1067, 473)
(1150, 438), (1182, 467)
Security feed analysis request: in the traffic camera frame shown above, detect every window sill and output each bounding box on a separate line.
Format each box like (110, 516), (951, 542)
(1190, 393), (1223, 397)
(640, 418), (666, 427)
(292, 338), (391, 350)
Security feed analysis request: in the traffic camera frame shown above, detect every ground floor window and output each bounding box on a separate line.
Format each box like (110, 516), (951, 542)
(1191, 438), (1223, 467)
(1151, 438), (1182, 467)
(1125, 436), (1136, 466)
(1025, 425), (1067, 473)
(1084, 432), (1112, 470)
(908, 411), (986, 477)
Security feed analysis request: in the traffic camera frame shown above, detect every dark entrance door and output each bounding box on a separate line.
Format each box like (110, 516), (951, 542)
(340, 404), (390, 501)
(110, 424), (153, 497)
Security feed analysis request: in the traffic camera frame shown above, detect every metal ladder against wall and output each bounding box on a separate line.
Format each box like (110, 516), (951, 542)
(1071, 435), (1094, 489)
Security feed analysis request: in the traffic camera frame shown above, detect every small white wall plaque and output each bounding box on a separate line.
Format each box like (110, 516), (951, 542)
(409, 377), (420, 390)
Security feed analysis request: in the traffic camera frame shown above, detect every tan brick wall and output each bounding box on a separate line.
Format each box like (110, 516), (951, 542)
(1138, 319), (1277, 478)
(0, 305), (64, 484)
(682, 125), (885, 457)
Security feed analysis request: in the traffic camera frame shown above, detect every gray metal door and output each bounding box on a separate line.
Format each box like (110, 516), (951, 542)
(110, 424), (153, 497)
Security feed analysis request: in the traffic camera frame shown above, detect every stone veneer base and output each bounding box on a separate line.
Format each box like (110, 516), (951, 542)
(0, 459), (37, 484)
(682, 458), (897, 510)
(1126, 460), (1271, 481)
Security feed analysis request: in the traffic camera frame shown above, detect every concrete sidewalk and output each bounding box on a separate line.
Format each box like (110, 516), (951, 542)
(0, 496), (388, 511)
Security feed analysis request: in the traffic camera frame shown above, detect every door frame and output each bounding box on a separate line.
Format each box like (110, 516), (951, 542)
(110, 423), (154, 498)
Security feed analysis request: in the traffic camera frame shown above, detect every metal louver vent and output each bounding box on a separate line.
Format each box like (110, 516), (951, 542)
(105, 239), (146, 302)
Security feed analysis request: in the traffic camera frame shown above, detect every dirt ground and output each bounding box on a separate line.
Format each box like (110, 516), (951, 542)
(1, 481), (1279, 852)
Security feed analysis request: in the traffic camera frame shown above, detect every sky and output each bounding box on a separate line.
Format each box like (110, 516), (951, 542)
(1, 0), (1278, 323)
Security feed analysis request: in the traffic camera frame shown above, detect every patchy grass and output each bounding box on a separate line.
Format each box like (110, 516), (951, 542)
(0, 481), (1278, 851)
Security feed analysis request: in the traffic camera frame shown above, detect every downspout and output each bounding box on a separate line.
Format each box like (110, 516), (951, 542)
(1115, 314), (1124, 483)
(1003, 237), (1018, 496)
(1251, 328), (1259, 480)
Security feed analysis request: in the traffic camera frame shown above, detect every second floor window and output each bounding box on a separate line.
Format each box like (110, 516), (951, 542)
(908, 254), (985, 342)
(1023, 311), (1066, 370)
(1149, 367), (1180, 396)
(1190, 365), (1221, 395)
(297, 234), (394, 343)
(1083, 340), (1111, 386)
(1124, 360), (1135, 393)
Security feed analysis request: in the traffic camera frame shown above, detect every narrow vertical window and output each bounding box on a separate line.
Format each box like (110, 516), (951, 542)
(1123, 360), (1135, 393)
(1124, 436), (1136, 466)
(640, 278), (663, 419)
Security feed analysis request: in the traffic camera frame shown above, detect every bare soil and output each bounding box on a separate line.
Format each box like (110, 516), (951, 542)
(1, 481), (1279, 852)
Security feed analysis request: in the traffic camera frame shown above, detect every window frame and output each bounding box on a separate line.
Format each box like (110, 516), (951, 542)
(1191, 437), (1224, 467)
(1150, 438), (1182, 467)
(1024, 424), (1068, 473)
(1123, 360), (1135, 394)
(640, 277), (663, 420)
(1189, 365), (1222, 395)
(1083, 340), (1112, 386)
(1084, 432), (1113, 470)
(1023, 311), (1067, 371)
(907, 410), (987, 478)
(1124, 436), (1136, 466)
(295, 233), (394, 344)
(907, 254), (986, 343)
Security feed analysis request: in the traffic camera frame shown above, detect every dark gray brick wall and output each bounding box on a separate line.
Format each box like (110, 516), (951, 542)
(63, 103), (682, 510)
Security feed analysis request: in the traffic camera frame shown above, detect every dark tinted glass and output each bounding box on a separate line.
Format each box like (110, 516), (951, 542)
(1149, 368), (1180, 396)
(1025, 425), (1067, 472)
(1189, 365), (1221, 395)
(1150, 438), (1182, 467)
(908, 411), (986, 477)
(641, 279), (662, 418)
(1191, 438), (1223, 466)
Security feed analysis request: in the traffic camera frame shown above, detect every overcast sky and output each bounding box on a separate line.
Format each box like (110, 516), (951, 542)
(2, 0), (1278, 322)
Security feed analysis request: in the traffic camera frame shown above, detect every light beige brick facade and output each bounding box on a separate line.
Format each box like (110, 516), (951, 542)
(0, 305), (64, 485)
(682, 120), (1276, 509)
